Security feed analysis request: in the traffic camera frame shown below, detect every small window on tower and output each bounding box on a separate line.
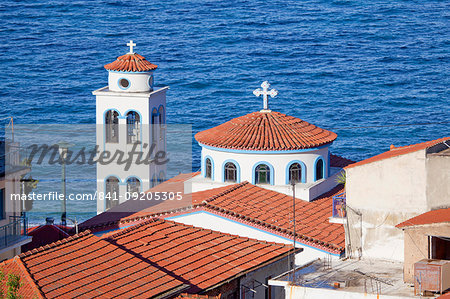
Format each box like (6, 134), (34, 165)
(148, 75), (154, 89)
(119, 78), (130, 89)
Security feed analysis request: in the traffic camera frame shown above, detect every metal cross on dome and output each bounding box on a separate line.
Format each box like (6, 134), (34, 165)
(127, 40), (136, 54)
(253, 81), (278, 111)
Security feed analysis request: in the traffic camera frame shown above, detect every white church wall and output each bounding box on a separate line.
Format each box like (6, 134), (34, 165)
(167, 211), (341, 267)
(200, 146), (329, 186)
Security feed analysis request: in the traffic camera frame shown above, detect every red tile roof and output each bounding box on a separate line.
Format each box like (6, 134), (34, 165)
(198, 182), (346, 254)
(105, 219), (295, 293)
(96, 183), (345, 254)
(16, 230), (188, 298)
(396, 208), (450, 228)
(345, 137), (450, 169)
(79, 172), (200, 231)
(104, 53), (157, 72)
(195, 111), (337, 151)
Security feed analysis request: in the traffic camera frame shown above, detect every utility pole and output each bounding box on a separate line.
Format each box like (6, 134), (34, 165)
(291, 180), (296, 283)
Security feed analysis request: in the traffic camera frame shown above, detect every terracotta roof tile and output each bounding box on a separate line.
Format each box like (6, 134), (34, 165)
(198, 182), (346, 253)
(104, 53), (157, 72)
(15, 230), (187, 298)
(106, 219), (295, 293)
(346, 137), (450, 169)
(195, 111), (337, 151)
(396, 208), (450, 228)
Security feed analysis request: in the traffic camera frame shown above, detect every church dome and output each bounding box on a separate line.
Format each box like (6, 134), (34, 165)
(104, 53), (157, 72)
(195, 111), (337, 151)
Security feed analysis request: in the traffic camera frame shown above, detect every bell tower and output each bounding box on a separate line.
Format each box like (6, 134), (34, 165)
(93, 41), (167, 213)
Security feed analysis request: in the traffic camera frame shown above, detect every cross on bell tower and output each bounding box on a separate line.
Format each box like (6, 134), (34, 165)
(127, 40), (136, 54)
(253, 81), (278, 111)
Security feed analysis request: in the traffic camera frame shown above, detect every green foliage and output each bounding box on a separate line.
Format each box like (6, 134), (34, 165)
(335, 171), (346, 186)
(0, 270), (23, 299)
(6, 274), (22, 299)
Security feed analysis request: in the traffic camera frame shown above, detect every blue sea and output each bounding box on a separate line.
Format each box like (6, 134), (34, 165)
(0, 0), (449, 225)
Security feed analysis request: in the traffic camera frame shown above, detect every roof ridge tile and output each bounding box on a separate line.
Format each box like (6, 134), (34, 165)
(18, 229), (92, 258)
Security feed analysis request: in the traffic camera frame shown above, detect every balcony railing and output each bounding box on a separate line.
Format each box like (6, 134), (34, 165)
(0, 216), (28, 250)
(332, 191), (346, 218)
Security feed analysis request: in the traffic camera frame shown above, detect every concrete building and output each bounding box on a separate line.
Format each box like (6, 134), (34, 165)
(344, 137), (450, 261)
(396, 208), (450, 284)
(0, 139), (32, 261)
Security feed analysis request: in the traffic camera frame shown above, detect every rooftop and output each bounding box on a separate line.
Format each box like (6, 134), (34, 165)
(396, 207), (450, 228)
(345, 136), (450, 169)
(195, 111), (337, 151)
(2, 219), (295, 298)
(104, 53), (158, 72)
(106, 219), (295, 293)
(5, 231), (187, 298)
(271, 258), (415, 298)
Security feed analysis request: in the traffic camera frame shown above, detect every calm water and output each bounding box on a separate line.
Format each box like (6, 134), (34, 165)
(0, 0), (449, 224)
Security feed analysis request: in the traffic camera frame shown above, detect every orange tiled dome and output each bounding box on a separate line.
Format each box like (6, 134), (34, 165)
(195, 111), (337, 151)
(104, 53), (157, 72)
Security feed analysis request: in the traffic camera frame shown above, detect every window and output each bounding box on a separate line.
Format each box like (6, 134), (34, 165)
(158, 106), (164, 141)
(151, 109), (158, 144)
(289, 163), (302, 184)
(315, 158), (324, 181)
(105, 110), (119, 143)
(224, 162), (237, 182)
(205, 158), (212, 179)
(126, 177), (141, 194)
(148, 75), (154, 89)
(0, 189), (4, 220)
(126, 111), (140, 144)
(159, 171), (165, 183)
(255, 164), (270, 184)
(151, 174), (158, 188)
(105, 177), (119, 210)
(119, 78), (130, 89)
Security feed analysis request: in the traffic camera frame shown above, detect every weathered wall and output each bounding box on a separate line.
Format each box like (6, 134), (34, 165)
(426, 154), (450, 210)
(402, 223), (450, 283)
(345, 150), (428, 261)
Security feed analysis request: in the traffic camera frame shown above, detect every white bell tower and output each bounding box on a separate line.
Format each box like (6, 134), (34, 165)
(93, 41), (167, 213)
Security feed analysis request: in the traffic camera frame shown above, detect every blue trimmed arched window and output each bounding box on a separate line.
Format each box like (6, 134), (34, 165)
(315, 157), (325, 181)
(255, 164), (271, 184)
(205, 158), (212, 179)
(224, 162), (237, 182)
(158, 171), (165, 183)
(289, 163), (302, 183)
(126, 177), (141, 194)
(151, 108), (158, 144)
(105, 176), (119, 210)
(105, 110), (119, 143)
(126, 111), (140, 144)
(151, 174), (158, 188)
